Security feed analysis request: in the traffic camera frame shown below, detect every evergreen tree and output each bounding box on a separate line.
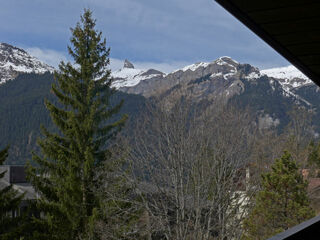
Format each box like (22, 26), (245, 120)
(0, 146), (24, 240)
(27, 9), (127, 240)
(243, 151), (315, 240)
(308, 141), (320, 173)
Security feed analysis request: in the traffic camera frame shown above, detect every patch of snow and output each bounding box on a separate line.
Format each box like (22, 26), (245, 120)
(245, 72), (260, 80)
(269, 79), (275, 91)
(216, 59), (228, 66)
(215, 57), (238, 68)
(111, 67), (163, 89)
(261, 65), (309, 81)
(281, 86), (312, 106)
(261, 65), (315, 101)
(219, 56), (239, 64)
(223, 72), (236, 80)
(172, 56), (239, 74)
(173, 62), (210, 73)
(112, 68), (144, 80)
(210, 72), (222, 78)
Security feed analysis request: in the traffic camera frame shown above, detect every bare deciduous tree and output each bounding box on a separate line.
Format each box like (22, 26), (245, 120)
(130, 99), (257, 240)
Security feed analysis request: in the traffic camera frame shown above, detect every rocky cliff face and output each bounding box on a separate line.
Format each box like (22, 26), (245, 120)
(112, 57), (255, 98)
(0, 43), (54, 84)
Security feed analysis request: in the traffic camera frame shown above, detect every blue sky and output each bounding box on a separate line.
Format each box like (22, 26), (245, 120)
(0, 0), (290, 72)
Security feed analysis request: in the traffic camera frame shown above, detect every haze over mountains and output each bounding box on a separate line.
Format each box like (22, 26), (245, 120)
(1, 42), (320, 164)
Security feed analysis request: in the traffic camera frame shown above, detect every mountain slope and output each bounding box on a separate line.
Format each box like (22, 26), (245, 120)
(261, 65), (313, 98)
(111, 59), (165, 89)
(1, 43), (320, 164)
(0, 43), (54, 84)
(0, 72), (148, 165)
(111, 57), (319, 132)
(113, 58), (316, 101)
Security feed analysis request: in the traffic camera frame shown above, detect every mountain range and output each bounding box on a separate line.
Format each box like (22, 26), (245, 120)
(0, 42), (319, 164)
(112, 56), (313, 101)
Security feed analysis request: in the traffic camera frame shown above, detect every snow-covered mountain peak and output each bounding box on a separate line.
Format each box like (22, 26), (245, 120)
(216, 56), (239, 66)
(111, 61), (164, 89)
(261, 65), (313, 91)
(0, 43), (54, 84)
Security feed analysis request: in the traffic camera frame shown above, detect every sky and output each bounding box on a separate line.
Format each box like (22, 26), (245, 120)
(0, 0), (290, 73)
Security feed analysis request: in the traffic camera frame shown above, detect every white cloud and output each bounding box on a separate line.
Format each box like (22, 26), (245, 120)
(24, 46), (288, 75)
(109, 58), (125, 71)
(134, 60), (191, 73)
(26, 47), (69, 68)
(24, 46), (193, 74)
(110, 58), (191, 73)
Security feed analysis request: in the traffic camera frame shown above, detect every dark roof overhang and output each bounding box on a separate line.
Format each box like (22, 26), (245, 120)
(215, 0), (320, 86)
(267, 214), (320, 239)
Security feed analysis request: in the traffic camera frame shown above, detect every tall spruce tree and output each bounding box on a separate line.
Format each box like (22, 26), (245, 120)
(243, 151), (315, 240)
(0, 146), (25, 240)
(27, 9), (127, 240)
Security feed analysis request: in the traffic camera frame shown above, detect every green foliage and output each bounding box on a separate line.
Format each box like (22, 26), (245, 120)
(243, 151), (315, 240)
(0, 73), (147, 165)
(27, 9), (127, 240)
(308, 141), (320, 168)
(0, 73), (54, 165)
(0, 146), (25, 240)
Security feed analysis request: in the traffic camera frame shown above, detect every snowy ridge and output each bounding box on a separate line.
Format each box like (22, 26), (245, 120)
(112, 57), (241, 89)
(112, 68), (163, 88)
(173, 56), (238, 73)
(261, 65), (309, 80)
(245, 71), (261, 80)
(261, 65), (312, 91)
(112, 68), (145, 80)
(281, 86), (312, 106)
(215, 56), (238, 67)
(261, 65), (314, 105)
(111, 60), (164, 89)
(0, 43), (54, 84)
(173, 62), (210, 73)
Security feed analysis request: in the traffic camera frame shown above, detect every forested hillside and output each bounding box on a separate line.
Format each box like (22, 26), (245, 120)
(1, 68), (320, 165)
(0, 73), (147, 164)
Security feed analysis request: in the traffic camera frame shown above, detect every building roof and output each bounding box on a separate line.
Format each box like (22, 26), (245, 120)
(267, 215), (320, 239)
(0, 179), (36, 200)
(0, 165), (36, 200)
(214, 1), (320, 238)
(215, 0), (320, 86)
